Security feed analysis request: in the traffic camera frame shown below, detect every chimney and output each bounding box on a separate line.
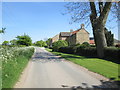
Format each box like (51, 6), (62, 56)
(70, 29), (73, 32)
(81, 24), (85, 29)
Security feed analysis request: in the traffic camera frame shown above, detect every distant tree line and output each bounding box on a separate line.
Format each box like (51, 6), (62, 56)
(1, 27), (114, 48)
(34, 40), (47, 47)
(2, 34), (32, 46)
(1, 33), (50, 48)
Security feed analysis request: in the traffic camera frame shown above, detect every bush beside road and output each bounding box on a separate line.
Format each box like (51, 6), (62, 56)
(1, 47), (34, 88)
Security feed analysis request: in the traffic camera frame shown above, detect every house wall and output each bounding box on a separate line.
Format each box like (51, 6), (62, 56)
(76, 29), (89, 44)
(51, 28), (89, 46)
(52, 34), (59, 43)
(68, 34), (76, 46)
(59, 36), (68, 40)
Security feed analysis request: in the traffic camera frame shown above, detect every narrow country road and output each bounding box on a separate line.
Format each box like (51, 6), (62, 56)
(15, 47), (108, 88)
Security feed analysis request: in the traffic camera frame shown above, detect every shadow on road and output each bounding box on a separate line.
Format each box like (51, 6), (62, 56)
(31, 52), (64, 63)
(62, 79), (119, 89)
(92, 80), (119, 89)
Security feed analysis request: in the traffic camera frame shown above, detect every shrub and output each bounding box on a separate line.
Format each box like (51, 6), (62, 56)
(75, 46), (97, 57)
(18, 45), (26, 47)
(52, 40), (68, 51)
(82, 42), (90, 47)
(2, 47), (34, 88)
(58, 46), (75, 54)
(35, 40), (47, 47)
(104, 47), (119, 63)
(75, 43), (80, 46)
(83, 47), (97, 57)
(75, 42), (90, 52)
(57, 44), (119, 63)
(75, 44), (87, 55)
(2, 41), (9, 46)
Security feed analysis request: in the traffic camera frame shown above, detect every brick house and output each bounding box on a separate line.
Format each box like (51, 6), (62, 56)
(51, 24), (90, 46)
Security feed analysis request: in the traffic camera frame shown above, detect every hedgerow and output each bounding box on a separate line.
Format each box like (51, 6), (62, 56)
(1, 47), (34, 88)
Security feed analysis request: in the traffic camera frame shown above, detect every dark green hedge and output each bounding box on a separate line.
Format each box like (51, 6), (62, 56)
(104, 47), (120, 63)
(59, 46), (97, 57)
(76, 47), (97, 57)
(59, 46), (75, 54)
(58, 46), (119, 63)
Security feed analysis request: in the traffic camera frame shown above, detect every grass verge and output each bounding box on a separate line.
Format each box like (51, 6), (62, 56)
(46, 48), (119, 81)
(2, 47), (34, 88)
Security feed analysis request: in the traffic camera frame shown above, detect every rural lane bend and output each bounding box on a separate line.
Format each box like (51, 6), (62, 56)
(15, 47), (106, 88)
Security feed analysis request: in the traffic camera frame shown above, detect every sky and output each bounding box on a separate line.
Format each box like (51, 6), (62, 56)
(0, 2), (119, 44)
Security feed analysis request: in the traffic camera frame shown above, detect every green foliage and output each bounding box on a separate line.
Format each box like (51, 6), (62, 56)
(75, 45), (85, 52)
(16, 34), (32, 46)
(35, 40), (47, 47)
(105, 28), (114, 46)
(2, 41), (9, 45)
(0, 28), (6, 34)
(46, 38), (52, 48)
(45, 48), (52, 52)
(76, 47), (97, 57)
(59, 45), (97, 57)
(82, 42), (90, 47)
(75, 43), (80, 46)
(1, 47), (34, 88)
(58, 42), (92, 56)
(58, 45), (119, 63)
(75, 43), (90, 52)
(104, 47), (119, 63)
(10, 39), (17, 45)
(52, 40), (68, 51)
(0, 30), (4, 33)
(18, 45), (26, 47)
(59, 46), (75, 54)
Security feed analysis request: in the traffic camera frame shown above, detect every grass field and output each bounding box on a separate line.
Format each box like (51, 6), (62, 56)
(1, 47), (34, 88)
(46, 48), (119, 81)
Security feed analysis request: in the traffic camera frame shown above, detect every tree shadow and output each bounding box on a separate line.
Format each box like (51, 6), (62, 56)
(82, 55), (120, 64)
(61, 78), (120, 89)
(32, 52), (64, 63)
(56, 51), (120, 64)
(92, 79), (120, 89)
(101, 57), (120, 64)
(59, 56), (86, 60)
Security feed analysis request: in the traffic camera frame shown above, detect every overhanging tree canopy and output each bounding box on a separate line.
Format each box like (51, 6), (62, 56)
(64, 1), (119, 58)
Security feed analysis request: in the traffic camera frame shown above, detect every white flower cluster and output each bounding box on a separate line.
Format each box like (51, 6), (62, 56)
(0, 47), (34, 63)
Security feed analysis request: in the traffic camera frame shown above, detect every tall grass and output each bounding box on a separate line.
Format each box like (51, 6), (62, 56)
(1, 47), (34, 88)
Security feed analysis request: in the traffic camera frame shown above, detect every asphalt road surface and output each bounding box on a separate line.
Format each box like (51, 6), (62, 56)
(15, 47), (108, 88)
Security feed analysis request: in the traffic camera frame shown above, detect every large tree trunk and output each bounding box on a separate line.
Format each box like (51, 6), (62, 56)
(95, 23), (107, 58)
(89, 2), (112, 58)
(90, 18), (107, 58)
